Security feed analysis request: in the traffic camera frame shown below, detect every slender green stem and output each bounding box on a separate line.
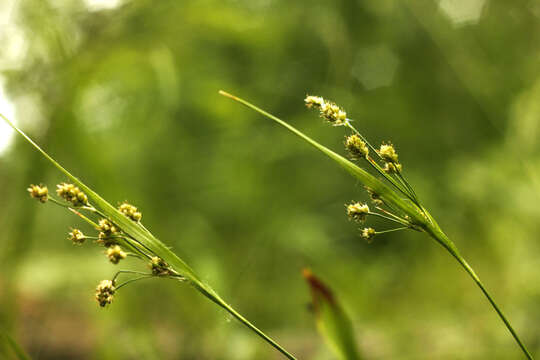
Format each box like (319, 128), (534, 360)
(365, 156), (411, 198)
(368, 211), (409, 226)
(116, 275), (153, 290)
(199, 287), (297, 360)
(112, 270), (152, 282)
(428, 228), (534, 360)
(375, 227), (409, 234)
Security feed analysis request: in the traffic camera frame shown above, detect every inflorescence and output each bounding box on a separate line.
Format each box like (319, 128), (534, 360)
(27, 182), (184, 307)
(306, 94), (423, 242)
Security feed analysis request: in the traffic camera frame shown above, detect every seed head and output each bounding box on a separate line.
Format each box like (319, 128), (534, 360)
(56, 183), (88, 207)
(118, 202), (142, 222)
(150, 257), (172, 276)
(361, 227), (376, 242)
(378, 144), (399, 163)
(347, 202), (370, 222)
(383, 162), (402, 174)
(304, 95), (347, 126)
(95, 280), (115, 307)
(27, 184), (48, 203)
(97, 219), (119, 247)
(98, 218), (118, 235)
(345, 135), (369, 159)
(321, 102), (347, 125)
(304, 95), (325, 109)
(68, 228), (86, 245)
(106, 245), (126, 264)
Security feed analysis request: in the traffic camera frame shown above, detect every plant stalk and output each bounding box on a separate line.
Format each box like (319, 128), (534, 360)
(425, 224), (533, 360)
(193, 282), (297, 360)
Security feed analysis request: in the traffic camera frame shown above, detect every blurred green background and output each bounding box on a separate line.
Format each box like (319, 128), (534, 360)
(1, 0), (540, 359)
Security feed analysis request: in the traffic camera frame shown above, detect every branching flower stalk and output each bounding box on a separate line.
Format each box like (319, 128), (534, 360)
(219, 90), (534, 360)
(2, 114), (297, 360)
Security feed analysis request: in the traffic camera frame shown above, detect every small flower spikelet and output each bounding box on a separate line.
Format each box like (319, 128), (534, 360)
(361, 227), (376, 242)
(347, 202), (370, 222)
(98, 218), (119, 247)
(305, 95), (347, 126)
(68, 229), (86, 245)
(56, 183), (88, 206)
(378, 144), (399, 163)
(27, 184), (48, 203)
(150, 257), (172, 276)
(345, 135), (369, 159)
(304, 95), (324, 109)
(107, 245), (126, 264)
(95, 280), (115, 307)
(118, 202), (142, 222)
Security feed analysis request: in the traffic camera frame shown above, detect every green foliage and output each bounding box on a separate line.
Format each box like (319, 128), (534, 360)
(1, 0), (540, 359)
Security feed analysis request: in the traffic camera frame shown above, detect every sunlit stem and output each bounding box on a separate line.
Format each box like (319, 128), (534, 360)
(365, 156), (412, 199)
(115, 275), (154, 290)
(368, 211), (409, 226)
(112, 270), (152, 283)
(48, 197), (71, 208)
(375, 227), (410, 234)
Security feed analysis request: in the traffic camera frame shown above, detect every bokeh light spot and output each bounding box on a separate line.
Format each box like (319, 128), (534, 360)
(438, 0), (487, 26)
(351, 45), (399, 90)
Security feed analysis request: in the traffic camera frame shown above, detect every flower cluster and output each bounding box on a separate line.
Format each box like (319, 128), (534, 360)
(27, 181), (182, 308)
(303, 96), (416, 243)
(27, 184), (48, 203)
(378, 143), (402, 174)
(97, 218), (119, 247)
(361, 227), (376, 242)
(118, 202), (142, 222)
(345, 135), (369, 159)
(95, 280), (115, 307)
(346, 202), (369, 222)
(107, 245), (127, 264)
(68, 229), (86, 245)
(305, 95), (347, 126)
(56, 183), (88, 206)
(150, 256), (172, 276)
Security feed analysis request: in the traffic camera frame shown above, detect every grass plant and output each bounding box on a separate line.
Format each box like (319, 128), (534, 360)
(0, 113), (297, 360)
(220, 90), (534, 360)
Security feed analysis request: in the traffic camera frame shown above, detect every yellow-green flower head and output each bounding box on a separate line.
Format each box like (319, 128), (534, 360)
(97, 219), (119, 247)
(361, 227), (376, 242)
(98, 218), (118, 235)
(347, 202), (370, 222)
(150, 256), (172, 276)
(345, 135), (369, 159)
(304, 95), (325, 109)
(118, 202), (142, 222)
(378, 144), (399, 163)
(68, 228), (86, 245)
(27, 184), (48, 203)
(305, 95), (347, 126)
(95, 280), (115, 307)
(106, 245), (126, 264)
(383, 162), (402, 174)
(320, 101), (347, 126)
(56, 183), (88, 207)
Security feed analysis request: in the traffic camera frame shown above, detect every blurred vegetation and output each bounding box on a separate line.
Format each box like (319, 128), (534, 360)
(1, 0), (540, 359)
